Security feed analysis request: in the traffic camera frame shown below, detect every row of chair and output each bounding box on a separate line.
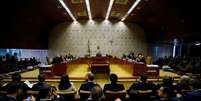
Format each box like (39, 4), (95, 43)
(0, 89), (192, 101)
(25, 90), (152, 101)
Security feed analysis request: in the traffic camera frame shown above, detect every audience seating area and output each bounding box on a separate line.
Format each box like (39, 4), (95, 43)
(0, 71), (200, 101)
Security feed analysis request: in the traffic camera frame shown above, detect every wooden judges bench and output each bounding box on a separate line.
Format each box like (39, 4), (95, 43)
(90, 56), (110, 74)
(40, 56), (159, 78)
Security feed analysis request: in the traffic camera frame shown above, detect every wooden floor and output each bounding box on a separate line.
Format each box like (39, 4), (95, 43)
(16, 64), (180, 89)
(21, 63), (179, 79)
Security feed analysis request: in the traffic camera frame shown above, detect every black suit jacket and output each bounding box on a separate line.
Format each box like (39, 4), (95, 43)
(79, 82), (98, 91)
(180, 89), (201, 101)
(103, 83), (125, 93)
(32, 82), (47, 91)
(128, 81), (156, 91)
(0, 96), (17, 101)
(2, 82), (30, 92)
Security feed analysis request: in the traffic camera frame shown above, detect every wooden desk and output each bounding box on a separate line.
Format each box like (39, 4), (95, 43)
(133, 63), (147, 76)
(91, 63), (110, 73)
(90, 57), (110, 73)
(39, 65), (53, 75)
(147, 65), (160, 78)
(52, 63), (67, 75)
(51, 56), (159, 78)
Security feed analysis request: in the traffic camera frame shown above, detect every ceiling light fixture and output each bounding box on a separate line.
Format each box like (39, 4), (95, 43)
(105, 0), (115, 20)
(195, 41), (201, 46)
(58, 0), (76, 21)
(121, 0), (141, 21)
(85, 0), (92, 20)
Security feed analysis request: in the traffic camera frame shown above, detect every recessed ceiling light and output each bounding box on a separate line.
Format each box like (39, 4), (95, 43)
(195, 42), (201, 46)
(105, 0), (115, 20)
(58, 0), (76, 21)
(85, 0), (92, 20)
(121, 0), (141, 21)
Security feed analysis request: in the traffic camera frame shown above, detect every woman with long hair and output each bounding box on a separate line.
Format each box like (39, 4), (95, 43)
(58, 74), (77, 92)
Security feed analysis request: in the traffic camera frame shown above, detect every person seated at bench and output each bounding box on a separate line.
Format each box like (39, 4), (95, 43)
(0, 83), (23, 101)
(32, 74), (48, 91)
(127, 74), (156, 101)
(175, 75), (191, 94)
(103, 73), (125, 93)
(37, 85), (64, 101)
(79, 73), (99, 92)
(58, 74), (77, 92)
(2, 73), (30, 92)
(128, 74), (156, 91)
(157, 76), (175, 92)
(87, 85), (104, 101)
(2, 73), (30, 100)
(180, 77), (201, 101)
(155, 86), (177, 101)
(79, 73), (99, 101)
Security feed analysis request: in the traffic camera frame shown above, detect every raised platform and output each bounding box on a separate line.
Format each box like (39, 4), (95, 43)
(41, 56), (162, 78)
(0, 57), (180, 90)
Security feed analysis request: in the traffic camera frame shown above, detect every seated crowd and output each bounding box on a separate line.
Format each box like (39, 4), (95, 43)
(155, 56), (201, 74)
(122, 53), (146, 64)
(51, 53), (75, 64)
(0, 72), (201, 101)
(0, 53), (39, 74)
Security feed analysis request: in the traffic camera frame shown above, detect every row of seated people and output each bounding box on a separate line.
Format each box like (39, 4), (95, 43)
(0, 53), (39, 74)
(122, 53), (147, 64)
(155, 56), (201, 74)
(0, 72), (201, 101)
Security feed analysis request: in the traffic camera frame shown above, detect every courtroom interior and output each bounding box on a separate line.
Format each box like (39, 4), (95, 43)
(0, 0), (201, 101)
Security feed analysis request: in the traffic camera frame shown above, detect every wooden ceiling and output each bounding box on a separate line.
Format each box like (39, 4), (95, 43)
(0, 0), (200, 48)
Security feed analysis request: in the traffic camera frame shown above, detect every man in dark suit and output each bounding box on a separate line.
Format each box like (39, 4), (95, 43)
(32, 74), (48, 91)
(2, 73), (30, 92)
(79, 73), (99, 91)
(103, 73), (125, 93)
(79, 73), (99, 101)
(180, 78), (201, 101)
(1, 73), (30, 100)
(155, 86), (178, 101)
(128, 74), (156, 101)
(128, 74), (156, 91)
(0, 83), (23, 101)
(37, 85), (65, 101)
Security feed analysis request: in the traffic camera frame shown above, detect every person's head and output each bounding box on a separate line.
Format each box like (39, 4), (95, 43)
(2, 56), (6, 61)
(157, 86), (174, 99)
(7, 83), (23, 97)
(87, 73), (95, 82)
(190, 78), (201, 90)
(60, 74), (70, 83)
(12, 73), (21, 82)
(162, 76), (173, 86)
(109, 74), (118, 84)
(38, 74), (46, 83)
(90, 85), (104, 101)
(139, 74), (147, 82)
(59, 74), (71, 90)
(179, 75), (190, 85)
